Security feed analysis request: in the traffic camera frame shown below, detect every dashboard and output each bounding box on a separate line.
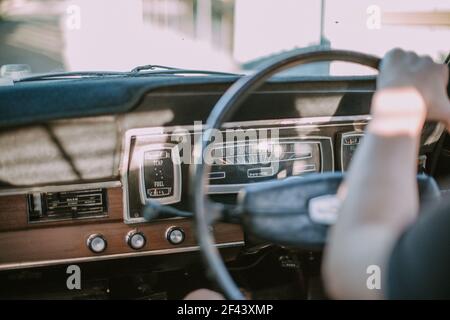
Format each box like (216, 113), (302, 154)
(122, 116), (369, 223)
(0, 75), (444, 271)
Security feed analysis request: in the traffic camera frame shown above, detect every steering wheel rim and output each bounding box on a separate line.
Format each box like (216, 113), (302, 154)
(191, 49), (381, 300)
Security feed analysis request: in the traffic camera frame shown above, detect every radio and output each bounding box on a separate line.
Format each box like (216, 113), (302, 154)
(27, 188), (108, 223)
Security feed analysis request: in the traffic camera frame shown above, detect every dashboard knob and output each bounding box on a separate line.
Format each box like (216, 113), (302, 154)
(86, 234), (107, 253)
(126, 230), (146, 250)
(166, 227), (185, 245)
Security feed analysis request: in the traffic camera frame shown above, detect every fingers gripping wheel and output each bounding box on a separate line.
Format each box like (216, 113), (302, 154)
(191, 50), (384, 299)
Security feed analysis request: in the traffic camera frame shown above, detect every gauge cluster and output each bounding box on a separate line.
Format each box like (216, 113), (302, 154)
(338, 131), (364, 172)
(208, 137), (332, 194)
(121, 117), (371, 223)
(121, 118), (436, 225)
(137, 144), (182, 205)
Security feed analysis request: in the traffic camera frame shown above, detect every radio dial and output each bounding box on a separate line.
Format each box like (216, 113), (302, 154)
(126, 230), (147, 250)
(87, 234), (107, 253)
(166, 227), (185, 245)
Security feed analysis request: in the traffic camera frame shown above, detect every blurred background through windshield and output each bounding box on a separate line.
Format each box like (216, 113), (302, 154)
(0, 0), (449, 76)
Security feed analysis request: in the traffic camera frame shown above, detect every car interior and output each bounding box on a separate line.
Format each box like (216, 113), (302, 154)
(0, 0), (449, 300)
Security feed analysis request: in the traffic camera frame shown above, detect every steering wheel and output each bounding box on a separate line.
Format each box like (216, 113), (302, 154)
(190, 49), (442, 299)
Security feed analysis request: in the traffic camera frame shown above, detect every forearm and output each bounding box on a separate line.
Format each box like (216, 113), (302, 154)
(340, 129), (420, 229)
(323, 90), (425, 299)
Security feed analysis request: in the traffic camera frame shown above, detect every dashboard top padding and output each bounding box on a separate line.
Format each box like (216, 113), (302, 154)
(0, 75), (375, 128)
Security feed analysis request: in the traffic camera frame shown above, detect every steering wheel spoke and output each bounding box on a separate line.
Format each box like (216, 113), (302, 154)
(239, 172), (440, 249)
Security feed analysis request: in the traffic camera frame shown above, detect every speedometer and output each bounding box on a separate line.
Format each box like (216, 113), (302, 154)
(208, 137), (331, 194)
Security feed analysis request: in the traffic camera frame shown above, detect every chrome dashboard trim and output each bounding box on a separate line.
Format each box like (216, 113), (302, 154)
(124, 143), (182, 227)
(137, 143), (182, 206)
(121, 115), (372, 135)
(120, 116), (371, 223)
(424, 122), (445, 145)
(0, 241), (245, 271)
(340, 131), (365, 172)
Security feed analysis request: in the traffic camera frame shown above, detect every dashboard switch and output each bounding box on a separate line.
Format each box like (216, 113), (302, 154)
(86, 234), (107, 253)
(166, 227), (185, 245)
(126, 230), (147, 250)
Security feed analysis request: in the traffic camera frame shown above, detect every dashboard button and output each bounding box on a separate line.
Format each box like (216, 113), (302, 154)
(126, 230), (146, 250)
(86, 234), (107, 253)
(166, 227), (185, 245)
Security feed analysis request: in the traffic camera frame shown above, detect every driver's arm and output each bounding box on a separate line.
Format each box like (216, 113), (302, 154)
(322, 49), (450, 299)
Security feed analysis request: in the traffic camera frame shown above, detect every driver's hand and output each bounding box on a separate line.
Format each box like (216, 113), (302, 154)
(184, 288), (225, 300)
(372, 48), (450, 133)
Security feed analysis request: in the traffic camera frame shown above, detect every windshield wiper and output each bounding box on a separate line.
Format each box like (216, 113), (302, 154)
(16, 71), (128, 82)
(15, 65), (240, 82)
(134, 69), (239, 76)
(130, 64), (240, 76)
(130, 64), (178, 72)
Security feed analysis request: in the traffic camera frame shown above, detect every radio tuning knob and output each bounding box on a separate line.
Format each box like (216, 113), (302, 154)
(87, 234), (107, 253)
(166, 227), (185, 245)
(126, 230), (147, 250)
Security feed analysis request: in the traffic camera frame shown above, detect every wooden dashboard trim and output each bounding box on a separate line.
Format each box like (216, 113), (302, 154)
(0, 186), (244, 270)
(0, 242), (244, 271)
(0, 187), (123, 231)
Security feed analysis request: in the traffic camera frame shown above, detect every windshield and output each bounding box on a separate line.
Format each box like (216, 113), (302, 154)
(0, 0), (448, 77)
